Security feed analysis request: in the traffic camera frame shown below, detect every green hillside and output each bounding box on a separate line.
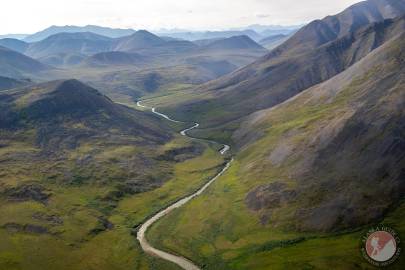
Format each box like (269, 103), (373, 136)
(146, 30), (405, 270)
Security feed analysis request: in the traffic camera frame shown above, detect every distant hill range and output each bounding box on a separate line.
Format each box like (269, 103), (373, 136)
(155, 29), (264, 42)
(0, 45), (49, 78)
(25, 32), (113, 58)
(0, 30), (267, 69)
(156, 24), (300, 41)
(0, 34), (28, 40)
(23, 25), (136, 42)
(169, 0), (405, 127)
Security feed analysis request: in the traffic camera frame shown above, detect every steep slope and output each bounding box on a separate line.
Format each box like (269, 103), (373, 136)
(0, 38), (29, 53)
(24, 25), (135, 42)
(165, 2), (405, 128)
(0, 46), (49, 78)
(281, 0), (405, 54)
(147, 25), (405, 270)
(25, 32), (113, 58)
(233, 32), (405, 232)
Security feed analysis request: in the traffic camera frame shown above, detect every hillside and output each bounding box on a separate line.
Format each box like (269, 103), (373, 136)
(147, 23), (405, 270)
(162, 1), (405, 128)
(0, 79), (170, 141)
(0, 45), (49, 78)
(0, 79), (228, 270)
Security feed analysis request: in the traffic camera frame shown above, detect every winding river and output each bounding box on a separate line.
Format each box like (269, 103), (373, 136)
(136, 101), (232, 270)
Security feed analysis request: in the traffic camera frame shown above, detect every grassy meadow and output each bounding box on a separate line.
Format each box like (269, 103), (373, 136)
(0, 126), (226, 270)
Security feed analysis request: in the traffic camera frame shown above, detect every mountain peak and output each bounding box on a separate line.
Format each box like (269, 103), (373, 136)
(113, 30), (165, 51)
(204, 35), (265, 50)
(9, 79), (115, 121)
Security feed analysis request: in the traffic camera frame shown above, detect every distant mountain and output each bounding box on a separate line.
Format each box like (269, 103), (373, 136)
(258, 34), (289, 50)
(237, 24), (300, 31)
(83, 51), (146, 67)
(25, 32), (113, 58)
(202, 35), (265, 50)
(0, 46), (49, 78)
(0, 38), (29, 53)
(168, 0), (405, 127)
(0, 34), (28, 40)
(24, 25), (135, 42)
(112, 30), (166, 51)
(234, 24), (302, 36)
(0, 76), (29, 91)
(157, 29), (263, 42)
(110, 30), (199, 56)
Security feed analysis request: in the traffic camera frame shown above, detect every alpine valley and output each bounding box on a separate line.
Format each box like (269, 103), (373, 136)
(0, 0), (404, 270)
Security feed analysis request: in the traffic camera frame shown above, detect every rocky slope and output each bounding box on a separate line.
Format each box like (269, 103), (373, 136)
(234, 30), (405, 231)
(164, 0), (405, 128)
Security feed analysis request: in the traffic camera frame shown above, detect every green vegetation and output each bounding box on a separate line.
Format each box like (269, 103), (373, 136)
(146, 37), (405, 269)
(0, 134), (225, 270)
(0, 80), (228, 270)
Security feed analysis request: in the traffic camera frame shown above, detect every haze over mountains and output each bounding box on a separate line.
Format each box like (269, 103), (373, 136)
(23, 25), (137, 42)
(0, 0), (404, 269)
(166, 0), (405, 127)
(0, 45), (49, 78)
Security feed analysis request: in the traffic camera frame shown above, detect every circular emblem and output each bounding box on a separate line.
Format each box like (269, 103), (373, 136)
(361, 226), (401, 267)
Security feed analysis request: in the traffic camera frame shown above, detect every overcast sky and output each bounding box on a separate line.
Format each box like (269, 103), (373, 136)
(1, 0), (362, 34)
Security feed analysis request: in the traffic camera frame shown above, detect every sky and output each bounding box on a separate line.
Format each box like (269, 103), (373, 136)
(1, 0), (362, 34)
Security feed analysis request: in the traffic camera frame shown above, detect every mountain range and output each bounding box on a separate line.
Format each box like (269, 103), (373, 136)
(164, 0), (405, 127)
(0, 0), (404, 269)
(0, 45), (49, 78)
(142, 1), (405, 269)
(23, 25), (136, 42)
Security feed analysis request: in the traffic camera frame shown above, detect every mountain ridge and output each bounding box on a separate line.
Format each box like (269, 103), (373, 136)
(164, 1), (405, 128)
